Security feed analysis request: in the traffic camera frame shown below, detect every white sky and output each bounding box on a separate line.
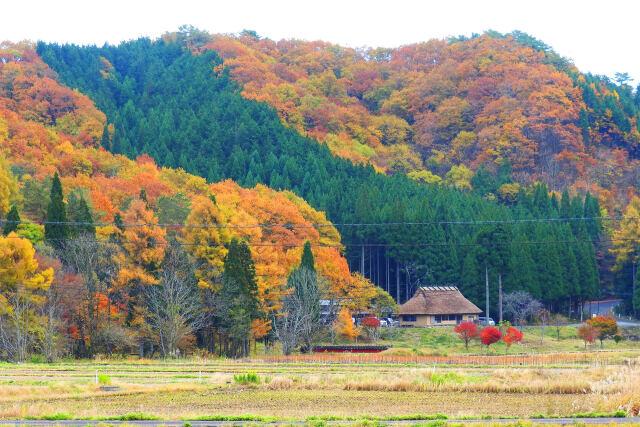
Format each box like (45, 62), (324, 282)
(4, 0), (639, 85)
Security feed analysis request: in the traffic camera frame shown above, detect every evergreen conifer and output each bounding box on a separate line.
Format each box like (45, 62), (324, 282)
(45, 172), (70, 248)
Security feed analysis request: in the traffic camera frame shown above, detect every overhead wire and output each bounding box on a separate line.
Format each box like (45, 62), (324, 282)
(0, 216), (629, 248)
(0, 215), (630, 229)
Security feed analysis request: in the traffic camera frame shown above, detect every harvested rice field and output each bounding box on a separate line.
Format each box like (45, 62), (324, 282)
(1, 354), (639, 421)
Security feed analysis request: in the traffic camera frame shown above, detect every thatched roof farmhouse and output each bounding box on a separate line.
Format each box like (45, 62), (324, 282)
(399, 286), (482, 327)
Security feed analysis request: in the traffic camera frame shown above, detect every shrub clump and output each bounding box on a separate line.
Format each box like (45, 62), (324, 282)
(234, 371), (260, 384)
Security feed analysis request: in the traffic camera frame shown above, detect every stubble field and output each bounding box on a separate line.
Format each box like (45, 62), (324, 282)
(1, 353), (639, 421)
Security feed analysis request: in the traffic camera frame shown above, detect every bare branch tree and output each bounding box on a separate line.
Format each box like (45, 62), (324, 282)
(145, 241), (204, 358)
(503, 290), (543, 326)
(60, 234), (105, 355)
(39, 283), (65, 362)
(271, 267), (321, 355)
(0, 284), (40, 362)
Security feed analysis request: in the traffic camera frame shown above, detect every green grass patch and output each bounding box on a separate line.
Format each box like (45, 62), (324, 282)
(572, 411), (627, 418)
(233, 371), (260, 384)
(191, 414), (280, 422)
(101, 412), (161, 421)
(42, 413), (73, 420)
(97, 373), (111, 384)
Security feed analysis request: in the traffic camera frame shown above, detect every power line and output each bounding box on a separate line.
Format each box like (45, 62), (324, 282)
(0, 215), (630, 229)
(1, 234), (632, 248)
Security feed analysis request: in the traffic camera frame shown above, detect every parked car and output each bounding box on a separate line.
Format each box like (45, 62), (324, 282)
(379, 318), (388, 327)
(384, 317), (398, 327)
(477, 317), (495, 326)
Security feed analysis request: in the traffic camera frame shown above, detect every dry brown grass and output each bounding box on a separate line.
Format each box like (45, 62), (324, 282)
(594, 367), (640, 415)
(2, 362), (640, 419)
(261, 367), (607, 394)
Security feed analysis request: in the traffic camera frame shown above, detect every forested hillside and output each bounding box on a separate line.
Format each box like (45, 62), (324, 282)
(34, 37), (609, 314)
(192, 30), (640, 211)
(0, 41), (383, 358)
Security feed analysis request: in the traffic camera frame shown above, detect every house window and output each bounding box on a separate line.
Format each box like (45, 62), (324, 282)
(402, 315), (417, 322)
(434, 314), (462, 323)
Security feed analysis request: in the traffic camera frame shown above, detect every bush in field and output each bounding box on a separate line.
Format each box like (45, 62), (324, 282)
(97, 373), (111, 385)
(453, 321), (478, 350)
(577, 324), (600, 349)
(502, 327), (523, 352)
(480, 327), (502, 349)
(613, 334), (623, 345)
(234, 371), (260, 384)
(586, 315), (618, 347)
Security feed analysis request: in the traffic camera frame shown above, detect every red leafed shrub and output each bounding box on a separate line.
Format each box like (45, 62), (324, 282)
(454, 321), (478, 350)
(503, 327), (523, 350)
(361, 317), (381, 328)
(577, 324), (601, 349)
(481, 327), (503, 347)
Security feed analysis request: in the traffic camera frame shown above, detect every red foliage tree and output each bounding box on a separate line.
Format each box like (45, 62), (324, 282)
(361, 316), (381, 343)
(453, 321), (478, 350)
(502, 326), (523, 351)
(577, 324), (600, 349)
(361, 316), (381, 328)
(480, 326), (503, 349)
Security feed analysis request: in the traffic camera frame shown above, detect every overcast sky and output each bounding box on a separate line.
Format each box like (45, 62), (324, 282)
(4, 0), (639, 85)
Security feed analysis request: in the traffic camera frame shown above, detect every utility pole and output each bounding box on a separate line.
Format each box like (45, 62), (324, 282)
(498, 273), (503, 324)
(485, 264), (489, 321)
(633, 257), (637, 319)
(361, 245), (365, 277)
(396, 260), (400, 304)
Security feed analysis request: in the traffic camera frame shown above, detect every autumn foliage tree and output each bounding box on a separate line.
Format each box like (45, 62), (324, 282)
(0, 234), (53, 361)
(454, 321), (478, 350)
(182, 196), (230, 291)
(334, 307), (357, 341)
(577, 324), (600, 349)
(361, 316), (381, 343)
(586, 315), (618, 347)
(502, 327), (523, 352)
(480, 326), (503, 350)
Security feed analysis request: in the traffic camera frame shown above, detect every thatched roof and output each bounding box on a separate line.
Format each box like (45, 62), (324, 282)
(399, 286), (482, 315)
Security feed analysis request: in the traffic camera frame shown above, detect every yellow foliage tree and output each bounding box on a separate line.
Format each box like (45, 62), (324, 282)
(497, 183), (521, 204)
(0, 233), (53, 361)
(444, 164), (473, 191)
(0, 155), (20, 216)
(334, 306), (356, 341)
(611, 196), (640, 270)
(341, 272), (378, 312)
(182, 196), (231, 291)
(116, 199), (167, 288)
(407, 170), (442, 185)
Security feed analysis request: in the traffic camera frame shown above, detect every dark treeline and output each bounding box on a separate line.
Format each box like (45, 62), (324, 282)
(38, 38), (602, 315)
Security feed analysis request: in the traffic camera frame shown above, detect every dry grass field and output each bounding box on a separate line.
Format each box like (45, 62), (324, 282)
(1, 354), (639, 421)
(1, 327), (639, 421)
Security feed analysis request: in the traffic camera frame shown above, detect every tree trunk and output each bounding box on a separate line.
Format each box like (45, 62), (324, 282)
(396, 259), (400, 303)
(498, 273), (503, 324)
(485, 264), (489, 320)
(369, 245), (372, 281)
(386, 252), (390, 293)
